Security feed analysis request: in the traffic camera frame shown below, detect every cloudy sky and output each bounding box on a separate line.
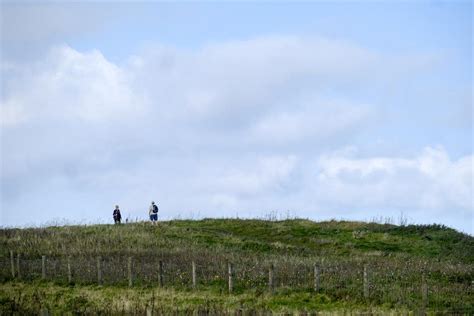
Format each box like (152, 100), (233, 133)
(1, 1), (472, 233)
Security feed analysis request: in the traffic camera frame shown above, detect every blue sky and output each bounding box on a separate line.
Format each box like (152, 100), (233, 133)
(1, 1), (472, 233)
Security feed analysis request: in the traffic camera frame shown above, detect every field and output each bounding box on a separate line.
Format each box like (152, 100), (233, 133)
(1, 219), (473, 314)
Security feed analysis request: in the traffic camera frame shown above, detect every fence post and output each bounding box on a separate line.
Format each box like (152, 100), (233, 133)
(128, 257), (132, 287)
(228, 262), (233, 294)
(314, 264), (320, 292)
(67, 256), (72, 283)
(268, 263), (274, 294)
(10, 251), (15, 278)
(42, 255), (46, 279)
(16, 253), (21, 279)
(97, 256), (102, 285)
(158, 260), (164, 287)
(422, 273), (428, 308)
(192, 261), (196, 289)
(363, 265), (369, 299)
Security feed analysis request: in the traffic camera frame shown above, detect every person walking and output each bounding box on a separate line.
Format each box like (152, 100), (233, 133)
(149, 201), (159, 225)
(113, 205), (122, 224)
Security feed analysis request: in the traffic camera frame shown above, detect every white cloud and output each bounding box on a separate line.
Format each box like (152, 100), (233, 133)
(0, 100), (27, 127)
(2, 45), (144, 127)
(128, 36), (379, 124)
(0, 3), (133, 62)
(216, 155), (298, 196)
(248, 98), (373, 145)
(314, 146), (473, 211)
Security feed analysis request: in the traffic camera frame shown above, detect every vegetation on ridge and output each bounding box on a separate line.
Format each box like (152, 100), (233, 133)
(1, 219), (472, 261)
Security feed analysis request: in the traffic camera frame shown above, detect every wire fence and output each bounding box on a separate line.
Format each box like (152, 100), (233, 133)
(1, 252), (473, 313)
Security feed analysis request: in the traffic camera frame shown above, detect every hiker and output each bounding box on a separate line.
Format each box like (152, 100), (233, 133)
(149, 201), (159, 225)
(113, 205), (122, 224)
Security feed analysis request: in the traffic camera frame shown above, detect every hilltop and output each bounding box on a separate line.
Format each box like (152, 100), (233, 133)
(2, 218), (472, 262)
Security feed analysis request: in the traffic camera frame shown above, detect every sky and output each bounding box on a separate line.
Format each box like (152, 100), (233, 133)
(1, 1), (472, 233)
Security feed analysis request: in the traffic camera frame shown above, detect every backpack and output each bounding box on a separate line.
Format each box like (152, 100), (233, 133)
(152, 204), (158, 213)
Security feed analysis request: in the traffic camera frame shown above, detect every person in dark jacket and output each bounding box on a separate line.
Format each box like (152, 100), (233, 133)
(113, 205), (122, 224)
(149, 201), (158, 225)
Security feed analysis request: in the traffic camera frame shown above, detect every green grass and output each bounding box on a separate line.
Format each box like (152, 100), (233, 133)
(2, 219), (472, 261)
(0, 281), (424, 315)
(1, 219), (473, 314)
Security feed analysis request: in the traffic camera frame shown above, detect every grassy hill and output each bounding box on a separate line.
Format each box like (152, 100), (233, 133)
(1, 219), (473, 314)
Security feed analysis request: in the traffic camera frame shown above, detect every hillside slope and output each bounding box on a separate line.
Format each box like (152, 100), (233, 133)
(1, 219), (473, 314)
(1, 219), (472, 261)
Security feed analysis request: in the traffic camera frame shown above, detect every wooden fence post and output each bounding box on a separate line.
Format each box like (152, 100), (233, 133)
(10, 251), (15, 278)
(363, 265), (369, 299)
(158, 260), (164, 287)
(16, 253), (20, 279)
(42, 255), (46, 279)
(314, 264), (320, 292)
(97, 256), (102, 285)
(192, 261), (196, 289)
(268, 263), (274, 294)
(228, 262), (233, 294)
(67, 256), (72, 283)
(422, 273), (428, 308)
(128, 257), (132, 287)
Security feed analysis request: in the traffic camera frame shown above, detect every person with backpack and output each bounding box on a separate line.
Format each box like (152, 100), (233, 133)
(149, 201), (159, 225)
(113, 205), (122, 224)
